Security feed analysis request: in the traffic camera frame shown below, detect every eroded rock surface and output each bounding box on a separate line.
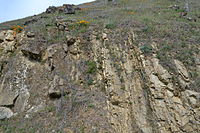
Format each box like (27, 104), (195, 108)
(0, 28), (199, 133)
(0, 107), (13, 120)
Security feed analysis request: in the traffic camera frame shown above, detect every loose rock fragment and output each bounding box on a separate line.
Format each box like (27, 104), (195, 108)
(0, 107), (14, 120)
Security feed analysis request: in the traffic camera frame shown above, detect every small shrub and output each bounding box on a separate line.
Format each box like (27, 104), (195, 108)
(77, 20), (90, 27)
(10, 25), (24, 33)
(87, 79), (94, 85)
(88, 103), (95, 108)
(140, 45), (153, 54)
(86, 61), (97, 74)
(105, 23), (116, 29)
(68, 20), (89, 34)
(45, 106), (55, 112)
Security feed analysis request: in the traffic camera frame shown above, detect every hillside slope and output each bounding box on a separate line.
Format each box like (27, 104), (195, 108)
(0, 0), (200, 132)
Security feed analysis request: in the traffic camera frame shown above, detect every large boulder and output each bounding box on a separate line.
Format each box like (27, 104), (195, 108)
(59, 4), (75, 14)
(21, 41), (46, 61)
(64, 4), (75, 14)
(0, 107), (13, 120)
(46, 6), (57, 14)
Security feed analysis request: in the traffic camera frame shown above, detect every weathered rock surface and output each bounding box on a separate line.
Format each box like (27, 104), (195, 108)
(48, 75), (67, 98)
(59, 4), (75, 14)
(63, 4), (75, 14)
(14, 90), (30, 112)
(0, 107), (13, 120)
(5, 30), (15, 41)
(174, 59), (190, 81)
(0, 27), (199, 132)
(21, 41), (45, 61)
(46, 6), (57, 14)
(0, 89), (18, 106)
(46, 4), (75, 14)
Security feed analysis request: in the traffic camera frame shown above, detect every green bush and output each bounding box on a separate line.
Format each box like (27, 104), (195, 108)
(86, 61), (97, 74)
(105, 23), (116, 29)
(140, 45), (153, 54)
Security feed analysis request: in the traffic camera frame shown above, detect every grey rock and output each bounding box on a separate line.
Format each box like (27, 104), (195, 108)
(55, 19), (69, 31)
(25, 102), (46, 118)
(48, 75), (62, 98)
(48, 75), (68, 99)
(21, 42), (45, 61)
(183, 90), (200, 106)
(43, 44), (61, 60)
(63, 4), (75, 14)
(0, 107), (13, 119)
(0, 89), (19, 106)
(58, 4), (75, 14)
(14, 90), (30, 112)
(46, 6), (57, 14)
(174, 59), (189, 81)
(27, 102), (46, 114)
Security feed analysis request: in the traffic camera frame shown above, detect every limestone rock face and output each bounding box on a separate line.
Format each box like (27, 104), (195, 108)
(0, 28), (199, 132)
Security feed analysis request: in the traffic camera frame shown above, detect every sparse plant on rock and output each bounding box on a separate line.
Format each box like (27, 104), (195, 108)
(77, 20), (90, 26)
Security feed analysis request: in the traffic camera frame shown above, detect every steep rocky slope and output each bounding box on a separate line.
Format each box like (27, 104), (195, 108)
(0, 0), (200, 133)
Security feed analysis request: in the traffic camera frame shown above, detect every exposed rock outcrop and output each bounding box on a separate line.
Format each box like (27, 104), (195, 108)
(46, 4), (76, 14)
(48, 75), (68, 99)
(0, 27), (199, 133)
(46, 6), (57, 14)
(21, 41), (45, 61)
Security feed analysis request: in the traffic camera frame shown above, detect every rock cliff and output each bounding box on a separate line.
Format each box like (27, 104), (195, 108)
(0, 0), (200, 132)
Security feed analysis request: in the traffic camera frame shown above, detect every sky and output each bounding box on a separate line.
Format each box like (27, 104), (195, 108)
(0, 0), (94, 23)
